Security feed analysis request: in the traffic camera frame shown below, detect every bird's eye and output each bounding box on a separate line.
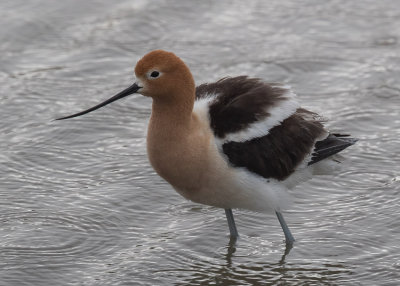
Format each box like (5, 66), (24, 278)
(150, 71), (160, 78)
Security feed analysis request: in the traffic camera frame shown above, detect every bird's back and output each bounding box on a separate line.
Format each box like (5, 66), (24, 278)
(195, 76), (357, 183)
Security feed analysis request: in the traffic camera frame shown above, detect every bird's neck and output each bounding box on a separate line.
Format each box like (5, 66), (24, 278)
(146, 94), (209, 191)
(150, 95), (194, 130)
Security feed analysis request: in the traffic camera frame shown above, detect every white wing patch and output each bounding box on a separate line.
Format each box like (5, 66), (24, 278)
(216, 87), (299, 145)
(193, 94), (216, 125)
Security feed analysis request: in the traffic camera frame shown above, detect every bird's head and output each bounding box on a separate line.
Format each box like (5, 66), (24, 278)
(57, 50), (195, 120)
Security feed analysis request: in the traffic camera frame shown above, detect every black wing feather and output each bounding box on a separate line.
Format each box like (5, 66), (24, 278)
(222, 109), (327, 181)
(197, 77), (358, 180)
(308, 134), (358, 165)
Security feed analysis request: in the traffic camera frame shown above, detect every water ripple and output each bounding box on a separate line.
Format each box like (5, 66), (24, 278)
(1, 0), (400, 285)
(0, 211), (118, 261)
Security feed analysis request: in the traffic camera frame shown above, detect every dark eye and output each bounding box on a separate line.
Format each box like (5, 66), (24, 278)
(150, 71), (160, 78)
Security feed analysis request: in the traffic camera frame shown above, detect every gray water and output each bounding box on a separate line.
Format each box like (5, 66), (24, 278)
(1, 0), (400, 285)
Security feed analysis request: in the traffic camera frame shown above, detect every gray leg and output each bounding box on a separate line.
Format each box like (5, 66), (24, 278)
(225, 209), (239, 239)
(276, 211), (295, 245)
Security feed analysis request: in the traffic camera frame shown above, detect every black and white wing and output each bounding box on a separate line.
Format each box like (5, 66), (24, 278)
(195, 76), (357, 181)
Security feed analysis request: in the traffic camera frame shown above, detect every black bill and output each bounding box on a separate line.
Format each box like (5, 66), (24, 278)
(56, 83), (141, 120)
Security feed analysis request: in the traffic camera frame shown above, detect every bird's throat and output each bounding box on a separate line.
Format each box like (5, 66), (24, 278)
(146, 103), (209, 192)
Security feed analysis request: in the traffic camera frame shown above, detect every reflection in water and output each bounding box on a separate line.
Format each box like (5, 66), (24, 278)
(177, 237), (352, 285)
(225, 237), (237, 267)
(279, 242), (293, 265)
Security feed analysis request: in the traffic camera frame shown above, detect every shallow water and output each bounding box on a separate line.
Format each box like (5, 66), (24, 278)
(1, 0), (400, 285)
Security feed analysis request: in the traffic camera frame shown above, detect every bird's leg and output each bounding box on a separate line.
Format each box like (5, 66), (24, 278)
(275, 211), (295, 245)
(225, 208), (239, 239)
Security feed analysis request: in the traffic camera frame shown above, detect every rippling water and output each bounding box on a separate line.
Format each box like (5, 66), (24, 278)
(1, 0), (400, 285)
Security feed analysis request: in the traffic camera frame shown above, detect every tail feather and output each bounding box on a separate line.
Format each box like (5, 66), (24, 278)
(308, 133), (358, 166)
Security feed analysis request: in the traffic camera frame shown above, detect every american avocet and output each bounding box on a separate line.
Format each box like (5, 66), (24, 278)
(57, 50), (357, 245)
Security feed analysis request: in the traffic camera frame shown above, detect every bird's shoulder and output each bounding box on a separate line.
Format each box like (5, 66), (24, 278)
(195, 76), (297, 139)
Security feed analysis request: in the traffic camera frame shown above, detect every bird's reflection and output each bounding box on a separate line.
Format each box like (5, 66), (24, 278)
(177, 237), (296, 285)
(279, 241), (293, 265)
(224, 236), (293, 266)
(225, 236), (238, 267)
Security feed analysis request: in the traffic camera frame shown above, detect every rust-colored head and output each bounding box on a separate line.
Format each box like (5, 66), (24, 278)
(56, 50), (195, 120)
(134, 50), (195, 102)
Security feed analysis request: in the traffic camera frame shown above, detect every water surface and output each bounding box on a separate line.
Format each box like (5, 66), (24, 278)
(1, 0), (400, 285)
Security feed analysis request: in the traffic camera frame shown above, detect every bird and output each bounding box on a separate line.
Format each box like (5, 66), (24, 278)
(57, 50), (357, 245)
